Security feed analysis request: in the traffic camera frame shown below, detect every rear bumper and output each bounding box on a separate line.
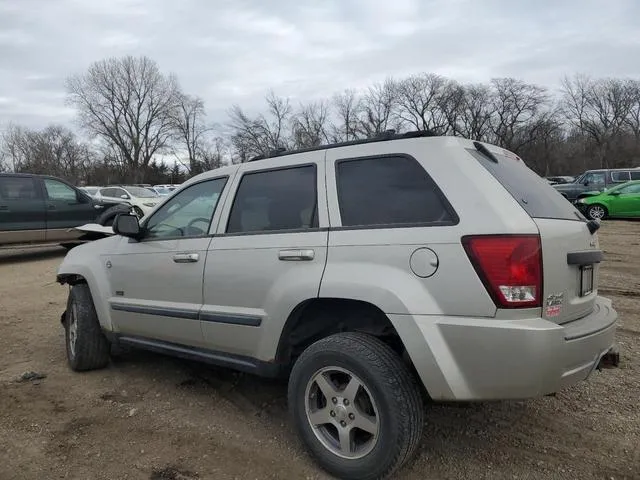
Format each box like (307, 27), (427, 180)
(394, 296), (617, 401)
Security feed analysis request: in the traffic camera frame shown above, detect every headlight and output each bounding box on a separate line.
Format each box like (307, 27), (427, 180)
(143, 202), (156, 207)
(577, 198), (586, 204)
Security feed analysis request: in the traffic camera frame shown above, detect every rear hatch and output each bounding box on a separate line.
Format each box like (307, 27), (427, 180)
(470, 144), (600, 324)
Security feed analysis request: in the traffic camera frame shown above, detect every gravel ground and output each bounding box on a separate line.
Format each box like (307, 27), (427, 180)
(0, 222), (638, 480)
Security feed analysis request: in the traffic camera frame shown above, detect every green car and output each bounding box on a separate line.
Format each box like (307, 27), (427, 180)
(577, 180), (640, 220)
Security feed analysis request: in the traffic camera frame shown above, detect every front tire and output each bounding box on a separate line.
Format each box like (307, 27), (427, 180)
(64, 284), (110, 371)
(586, 204), (607, 220)
(96, 204), (132, 227)
(288, 332), (424, 480)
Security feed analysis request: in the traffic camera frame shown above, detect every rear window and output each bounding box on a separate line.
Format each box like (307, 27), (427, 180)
(469, 148), (585, 221)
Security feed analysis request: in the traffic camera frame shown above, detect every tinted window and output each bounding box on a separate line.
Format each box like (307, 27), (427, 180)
(144, 178), (227, 239)
(44, 179), (77, 201)
(336, 156), (455, 227)
(227, 166), (318, 234)
(0, 177), (40, 200)
(470, 149), (584, 221)
(583, 172), (606, 186)
(630, 171), (640, 180)
(611, 171), (631, 182)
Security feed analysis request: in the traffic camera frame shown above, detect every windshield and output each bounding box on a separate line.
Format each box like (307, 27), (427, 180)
(125, 186), (159, 198)
(83, 187), (98, 194)
(155, 187), (171, 195)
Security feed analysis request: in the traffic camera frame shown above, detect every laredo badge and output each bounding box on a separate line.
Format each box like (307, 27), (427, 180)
(545, 292), (564, 317)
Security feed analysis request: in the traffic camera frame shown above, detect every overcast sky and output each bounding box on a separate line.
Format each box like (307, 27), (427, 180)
(1, 0), (639, 131)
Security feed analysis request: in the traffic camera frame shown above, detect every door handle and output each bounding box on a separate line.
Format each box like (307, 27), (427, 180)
(47, 204), (56, 210)
(278, 249), (315, 261)
(172, 253), (199, 263)
(0, 205), (8, 211)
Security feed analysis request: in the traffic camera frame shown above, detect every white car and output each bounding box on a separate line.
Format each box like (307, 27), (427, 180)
(79, 186), (101, 197)
(95, 185), (162, 217)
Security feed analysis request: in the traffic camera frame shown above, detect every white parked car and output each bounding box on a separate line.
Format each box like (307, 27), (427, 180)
(95, 185), (162, 218)
(78, 186), (101, 197)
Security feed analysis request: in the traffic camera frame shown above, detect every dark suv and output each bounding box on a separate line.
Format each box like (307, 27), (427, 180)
(553, 168), (640, 202)
(0, 173), (132, 248)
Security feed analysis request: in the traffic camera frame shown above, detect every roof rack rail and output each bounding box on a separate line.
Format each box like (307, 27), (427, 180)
(247, 129), (438, 162)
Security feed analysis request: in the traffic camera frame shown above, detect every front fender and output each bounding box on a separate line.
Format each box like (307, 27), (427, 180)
(57, 236), (121, 332)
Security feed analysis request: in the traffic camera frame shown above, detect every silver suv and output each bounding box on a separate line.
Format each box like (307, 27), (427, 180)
(56, 132), (618, 480)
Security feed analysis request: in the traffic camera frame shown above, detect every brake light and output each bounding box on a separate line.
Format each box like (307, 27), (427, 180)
(462, 235), (542, 308)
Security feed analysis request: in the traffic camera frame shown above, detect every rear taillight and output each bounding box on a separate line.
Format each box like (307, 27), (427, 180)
(462, 235), (542, 309)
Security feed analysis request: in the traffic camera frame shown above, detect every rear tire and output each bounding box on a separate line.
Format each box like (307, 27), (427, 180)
(288, 332), (424, 480)
(64, 284), (110, 371)
(586, 204), (607, 220)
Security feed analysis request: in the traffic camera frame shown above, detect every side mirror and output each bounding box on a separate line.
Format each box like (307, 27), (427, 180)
(583, 181), (590, 186)
(120, 194), (130, 199)
(113, 213), (141, 238)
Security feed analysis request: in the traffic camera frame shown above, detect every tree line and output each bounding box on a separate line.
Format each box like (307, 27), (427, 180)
(1, 55), (639, 186)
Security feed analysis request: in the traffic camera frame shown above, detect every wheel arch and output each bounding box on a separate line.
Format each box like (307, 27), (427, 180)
(57, 264), (114, 331)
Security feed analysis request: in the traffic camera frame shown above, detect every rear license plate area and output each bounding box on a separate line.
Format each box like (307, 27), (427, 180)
(580, 265), (594, 296)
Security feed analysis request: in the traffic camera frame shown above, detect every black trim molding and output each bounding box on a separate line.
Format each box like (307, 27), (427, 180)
(114, 335), (281, 377)
(567, 250), (603, 265)
(200, 311), (262, 326)
(110, 302), (262, 327)
(111, 303), (199, 320)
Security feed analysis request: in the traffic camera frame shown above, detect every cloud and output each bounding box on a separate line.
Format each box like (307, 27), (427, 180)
(0, 0), (638, 129)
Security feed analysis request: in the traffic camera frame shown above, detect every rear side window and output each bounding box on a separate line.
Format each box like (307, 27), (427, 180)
(631, 171), (640, 180)
(335, 155), (457, 227)
(469, 149), (584, 221)
(226, 165), (318, 234)
(611, 171), (631, 182)
(0, 177), (40, 200)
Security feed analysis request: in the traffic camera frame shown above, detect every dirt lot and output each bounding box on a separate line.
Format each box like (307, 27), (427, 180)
(0, 222), (639, 480)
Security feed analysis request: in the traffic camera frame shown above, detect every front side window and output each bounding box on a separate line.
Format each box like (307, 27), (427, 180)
(584, 172), (606, 186)
(44, 179), (77, 201)
(143, 178), (227, 239)
(336, 155), (455, 227)
(226, 166), (318, 234)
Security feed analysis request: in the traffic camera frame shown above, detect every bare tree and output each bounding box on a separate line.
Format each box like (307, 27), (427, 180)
(625, 79), (640, 142)
(291, 100), (331, 148)
(65, 55), (180, 181)
(356, 79), (402, 138)
(331, 89), (361, 142)
(489, 78), (549, 151)
(0, 123), (91, 182)
(395, 73), (450, 133)
(561, 75), (635, 168)
(170, 93), (211, 173)
(228, 90), (292, 161)
(455, 84), (493, 140)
